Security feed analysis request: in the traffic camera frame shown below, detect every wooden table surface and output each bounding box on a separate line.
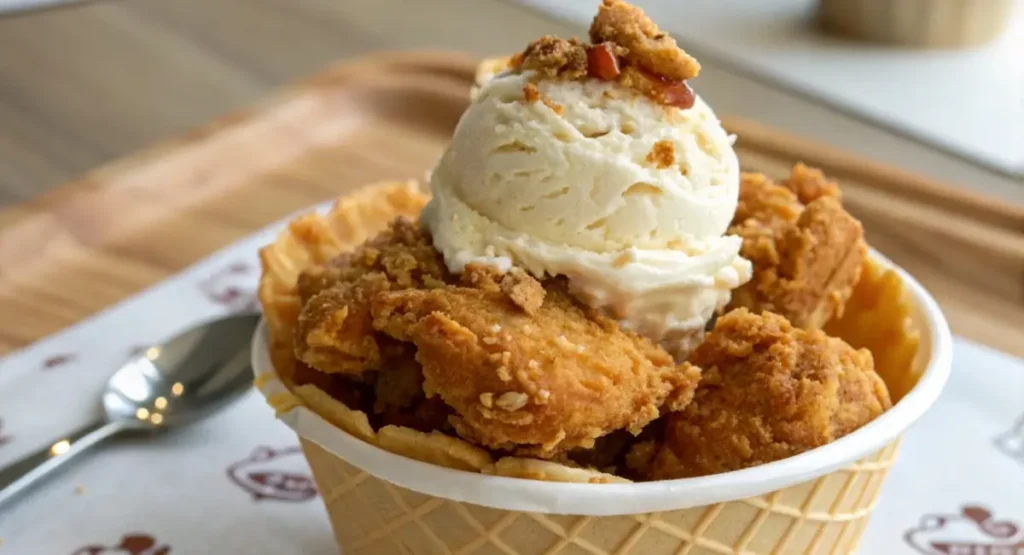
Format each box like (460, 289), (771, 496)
(1, 0), (1022, 205)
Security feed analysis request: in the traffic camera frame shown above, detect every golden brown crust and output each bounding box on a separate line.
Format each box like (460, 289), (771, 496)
(293, 218), (449, 375)
(370, 264), (700, 458)
(589, 0), (700, 80)
(257, 181), (430, 383)
(783, 162), (841, 205)
(643, 309), (891, 479)
(728, 167), (866, 329)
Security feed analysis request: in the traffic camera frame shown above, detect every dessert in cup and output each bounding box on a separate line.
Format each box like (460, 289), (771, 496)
(254, 1), (951, 553)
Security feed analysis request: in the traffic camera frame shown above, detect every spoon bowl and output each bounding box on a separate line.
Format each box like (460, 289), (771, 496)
(102, 315), (258, 428)
(0, 312), (261, 508)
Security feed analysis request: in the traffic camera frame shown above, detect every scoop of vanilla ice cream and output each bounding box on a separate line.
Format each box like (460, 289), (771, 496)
(423, 68), (751, 355)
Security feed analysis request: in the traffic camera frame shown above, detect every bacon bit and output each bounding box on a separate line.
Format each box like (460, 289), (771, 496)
(660, 80), (695, 109)
(587, 43), (621, 80)
(642, 68), (695, 109)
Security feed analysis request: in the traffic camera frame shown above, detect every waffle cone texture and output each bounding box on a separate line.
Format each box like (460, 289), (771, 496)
(303, 438), (900, 555)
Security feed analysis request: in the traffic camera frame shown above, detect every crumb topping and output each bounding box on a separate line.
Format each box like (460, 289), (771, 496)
(510, 0), (699, 109)
(500, 268), (546, 314)
(646, 139), (676, 169)
(783, 162), (842, 205)
(496, 391), (530, 412)
(589, 0), (700, 81)
(518, 36), (589, 79)
(522, 82), (566, 114)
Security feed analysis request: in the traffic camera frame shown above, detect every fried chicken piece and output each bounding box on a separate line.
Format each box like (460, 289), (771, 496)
(641, 309), (891, 479)
(728, 167), (867, 329)
(371, 264), (700, 458)
(589, 0), (700, 81)
(294, 218), (449, 374)
(292, 340), (451, 433)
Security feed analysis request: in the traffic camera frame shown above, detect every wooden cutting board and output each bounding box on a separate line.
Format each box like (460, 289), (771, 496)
(1, 51), (1021, 357)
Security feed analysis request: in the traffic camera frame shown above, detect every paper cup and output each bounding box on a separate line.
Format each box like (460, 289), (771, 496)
(253, 251), (952, 554)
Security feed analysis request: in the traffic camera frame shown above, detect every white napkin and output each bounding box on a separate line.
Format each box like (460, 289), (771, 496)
(0, 207), (1021, 554)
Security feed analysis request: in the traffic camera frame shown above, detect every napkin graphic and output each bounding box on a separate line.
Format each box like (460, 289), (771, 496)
(904, 506), (1024, 555)
(226, 445), (317, 502)
(198, 262), (258, 313)
(72, 533), (171, 555)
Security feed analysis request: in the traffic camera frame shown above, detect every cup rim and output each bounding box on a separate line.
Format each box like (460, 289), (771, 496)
(252, 249), (953, 515)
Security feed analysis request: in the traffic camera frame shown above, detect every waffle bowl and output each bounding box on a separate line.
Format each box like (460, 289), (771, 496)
(254, 181), (952, 554)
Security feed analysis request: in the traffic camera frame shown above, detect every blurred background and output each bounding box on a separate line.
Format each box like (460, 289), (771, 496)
(0, 0), (1021, 206)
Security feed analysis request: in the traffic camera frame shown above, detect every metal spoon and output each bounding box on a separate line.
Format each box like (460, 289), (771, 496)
(0, 312), (260, 508)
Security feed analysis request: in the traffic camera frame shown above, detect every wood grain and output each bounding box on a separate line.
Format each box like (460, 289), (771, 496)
(0, 52), (1021, 357)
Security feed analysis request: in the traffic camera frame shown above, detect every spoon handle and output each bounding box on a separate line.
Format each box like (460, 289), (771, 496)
(0, 419), (126, 508)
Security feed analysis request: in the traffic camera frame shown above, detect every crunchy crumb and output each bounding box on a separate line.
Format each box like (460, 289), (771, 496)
(509, 2), (700, 109)
(294, 218), (449, 375)
(543, 98), (564, 114)
(74, 485), (86, 495)
(589, 0), (700, 81)
(646, 139), (675, 169)
(523, 82), (540, 102)
(479, 392), (494, 408)
(500, 268), (546, 314)
(517, 35), (589, 79)
(522, 82), (566, 115)
(783, 162), (841, 204)
(496, 391), (530, 412)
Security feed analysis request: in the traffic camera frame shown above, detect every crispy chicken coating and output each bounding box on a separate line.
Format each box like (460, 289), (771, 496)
(294, 219), (449, 374)
(371, 264), (700, 458)
(642, 309), (891, 479)
(728, 167), (866, 329)
(293, 221), (700, 458)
